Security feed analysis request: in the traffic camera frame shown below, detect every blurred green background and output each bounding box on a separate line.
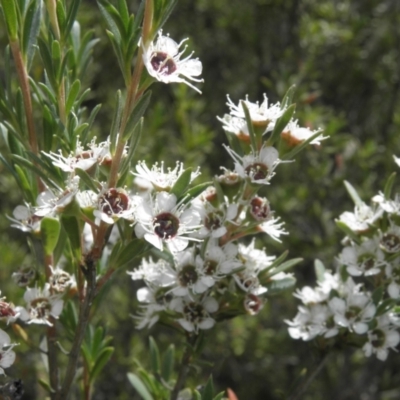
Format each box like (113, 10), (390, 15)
(1, 0), (400, 398)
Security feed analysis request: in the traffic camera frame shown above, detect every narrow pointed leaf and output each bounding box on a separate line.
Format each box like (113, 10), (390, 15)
(343, 180), (363, 206)
(384, 172), (396, 200)
(268, 104), (295, 146)
(127, 373), (154, 400)
(170, 168), (192, 199)
(149, 337), (160, 374)
(241, 101), (257, 151)
(123, 90), (152, 140)
(41, 217), (61, 256)
(161, 344), (174, 382)
(314, 259), (326, 283)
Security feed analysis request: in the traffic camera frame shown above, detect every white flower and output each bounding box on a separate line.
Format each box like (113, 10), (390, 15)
(143, 31), (203, 93)
(133, 286), (172, 330)
(134, 191), (201, 253)
(8, 204), (41, 232)
(362, 315), (400, 361)
(35, 176), (80, 217)
(43, 137), (111, 173)
(218, 94), (284, 135)
(337, 202), (382, 233)
(133, 161), (200, 192)
(234, 240), (275, 295)
(286, 304), (338, 341)
(372, 192), (400, 216)
(281, 119), (326, 146)
(0, 329), (17, 375)
(20, 284), (64, 326)
(170, 248), (214, 296)
(338, 238), (386, 276)
(49, 265), (76, 293)
(128, 257), (176, 288)
(93, 187), (134, 225)
(293, 271), (340, 304)
(328, 279), (375, 334)
(224, 144), (280, 185)
(379, 223), (400, 253)
(170, 296), (218, 333)
(195, 199), (238, 239)
(0, 292), (20, 324)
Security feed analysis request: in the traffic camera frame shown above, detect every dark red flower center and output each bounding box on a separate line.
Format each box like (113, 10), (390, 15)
(250, 197), (270, 220)
(99, 188), (129, 216)
(245, 163), (268, 181)
(153, 212), (179, 239)
(178, 265), (198, 287)
(150, 52), (177, 75)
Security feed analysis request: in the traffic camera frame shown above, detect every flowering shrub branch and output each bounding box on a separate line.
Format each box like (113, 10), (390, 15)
(0, 0), (332, 398)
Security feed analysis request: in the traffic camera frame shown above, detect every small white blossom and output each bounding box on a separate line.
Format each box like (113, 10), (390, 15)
(170, 296), (218, 333)
(143, 31), (203, 93)
(20, 284), (64, 326)
(8, 204), (41, 233)
(43, 137), (111, 173)
(35, 176), (80, 217)
(218, 94), (284, 136)
(0, 329), (17, 375)
(133, 161), (200, 192)
(134, 191), (201, 253)
(281, 119), (326, 146)
(337, 202), (382, 233)
(338, 238), (386, 276)
(224, 145), (280, 185)
(362, 315), (400, 361)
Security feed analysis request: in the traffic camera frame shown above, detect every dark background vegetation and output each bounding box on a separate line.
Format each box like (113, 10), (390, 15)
(1, 0), (400, 398)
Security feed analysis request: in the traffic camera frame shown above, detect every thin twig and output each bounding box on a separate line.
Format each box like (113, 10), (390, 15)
(287, 352), (330, 400)
(57, 256), (97, 400)
(170, 335), (197, 400)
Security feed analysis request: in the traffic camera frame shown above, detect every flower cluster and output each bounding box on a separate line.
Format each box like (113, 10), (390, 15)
(287, 170), (400, 361)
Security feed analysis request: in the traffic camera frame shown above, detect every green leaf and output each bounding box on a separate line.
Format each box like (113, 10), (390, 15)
(97, 0), (123, 41)
(202, 376), (214, 400)
(268, 103), (296, 146)
(53, 224), (67, 265)
(41, 217), (61, 256)
(281, 85), (296, 109)
(170, 168), (192, 198)
(114, 239), (150, 268)
(155, 0), (178, 33)
(123, 90), (152, 140)
(110, 90), (123, 154)
(75, 168), (100, 192)
(371, 286), (384, 306)
(64, 0), (81, 39)
(90, 347), (114, 383)
(262, 258), (302, 280)
(22, 0), (42, 66)
(335, 220), (361, 244)
(0, 0), (19, 40)
(161, 344), (174, 382)
(14, 164), (34, 203)
(149, 337), (161, 374)
(127, 373), (154, 400)
(314, 259), (326, 283)
(265, 276), (296, 296)
(61, 216), (81, 260)
(193, 390), (202, 400)
(66, 79), (81, 115)
(181, 181), (212, 204)
(384, 172), (396, 200)
(376, 298), (396, 316)
(56, 0), (67, 34)
(262, 250), (288, 273)
(343, 180), (363, 206)
(213, 392), (226, 400)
